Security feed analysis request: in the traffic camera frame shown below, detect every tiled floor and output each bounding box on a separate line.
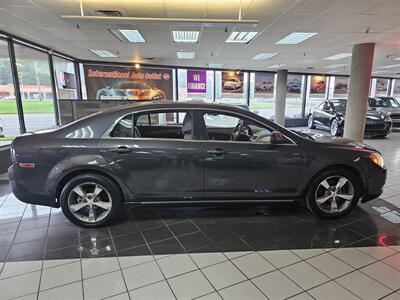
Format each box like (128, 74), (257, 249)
(0, 129), (399, 300)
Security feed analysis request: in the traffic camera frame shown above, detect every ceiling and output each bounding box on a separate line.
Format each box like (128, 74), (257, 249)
(1, 0), (400, 76)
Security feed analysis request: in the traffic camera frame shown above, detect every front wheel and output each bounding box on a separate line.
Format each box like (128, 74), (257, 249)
(60, 174), (123, 227)
(305, 168), (362, 218)
(308, 115), (316, 129)
(330, 119), (342, 136)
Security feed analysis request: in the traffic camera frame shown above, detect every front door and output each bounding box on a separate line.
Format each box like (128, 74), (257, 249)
(98, 109), (204, 200)
(200, 111), (303, 199)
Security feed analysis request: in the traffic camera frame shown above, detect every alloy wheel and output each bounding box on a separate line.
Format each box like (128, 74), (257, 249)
(308, 115), (314, 128)
(330, 119), (338, 136)
(314, 175), (354, 214)
(67, 182), (113, 223)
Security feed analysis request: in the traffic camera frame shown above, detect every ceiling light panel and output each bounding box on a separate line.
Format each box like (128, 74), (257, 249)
(379, 64), (400, 69)
(89, 50), (117, 57)
(324, 64), (347, 69)
(269, 64), (286, 68)
(172, 31), (199, 43)
(209, 63), (224, 68)
(276, 32), (318, 44)
(226, 32), (259, 44)
(324, 53), (352, 60)
(110, 29), (145, 42)
(177, 51), (196, 59)
(251, 53), (278, 60)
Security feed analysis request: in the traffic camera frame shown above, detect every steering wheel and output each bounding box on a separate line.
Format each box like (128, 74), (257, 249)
(230, 120), (253, 141)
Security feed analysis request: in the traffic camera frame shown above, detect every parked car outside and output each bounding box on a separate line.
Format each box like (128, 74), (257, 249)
(308, 99), (392, 137)
(9, 102), (386, 227)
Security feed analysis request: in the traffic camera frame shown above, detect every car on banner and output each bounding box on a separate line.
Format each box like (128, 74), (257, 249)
(96, 81), (166, 100)
(223, 78), (242, 90)
(255, 81), (273, 92)
(287, 79), (301, 92)
(311, 80), (326, 93)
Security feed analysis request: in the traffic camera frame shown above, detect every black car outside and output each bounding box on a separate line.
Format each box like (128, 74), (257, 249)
(9, 102), (386, 227)
(308, 99), (392, 137)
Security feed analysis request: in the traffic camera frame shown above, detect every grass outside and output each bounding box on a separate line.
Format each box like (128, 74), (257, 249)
(0, 100), (54, 114)
(0, 136), (15, 141)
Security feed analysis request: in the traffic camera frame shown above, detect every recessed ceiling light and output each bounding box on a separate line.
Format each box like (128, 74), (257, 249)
(324, 64), (347, 69)
(379, 64), (400, 69)
(177, 51), (196, 59)
(276, 32), (318, 44)
(89, 50), (117, 58)
(172, 31), (199, 43)
(269, 64), (286, 68)
(209, 63), (224, 68)
(251, 53), (278, 60)
(109, 29), (145, 42)
(226, 32), (259, 44)
(394, 57), (400, 60)
(324, 53), (352, 60)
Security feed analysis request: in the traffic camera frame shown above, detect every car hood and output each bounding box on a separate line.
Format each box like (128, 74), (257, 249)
(335, 110), (388, 120)
(312, 135), (378, 152)
(372, 107), (400, 115)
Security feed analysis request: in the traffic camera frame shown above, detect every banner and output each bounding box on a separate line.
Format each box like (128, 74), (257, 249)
(334, 76), (348, 95)
(83, 65), (173, 100)
(222, 71), (243, 94)
(254, 72), (274, 96)
(187, 70), (206, 93)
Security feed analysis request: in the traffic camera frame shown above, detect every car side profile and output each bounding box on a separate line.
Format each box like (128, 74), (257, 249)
(308, 99), (392, 137)
(96, 81), (166, 100)
(223, 78), (242, 90)
(9, 102), (386, 227)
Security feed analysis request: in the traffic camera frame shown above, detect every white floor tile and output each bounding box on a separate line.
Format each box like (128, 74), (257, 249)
(129, 280), (175, 300)
(118, 255), (154, 269)
(258, 250), (301, 269)
(281, 261), (330, 290)
(361, 261), (400, 290)
(82, 257), (120, 279)
(331, 248), (376, 268)
(196, 292), (223, 300)
(309, 281), (359, 300)
(38, 281), (83, 300)
(382, 292), (400, 300)
(40, 261), (81, 291)
(357, 246), (397, 260)
(0, 270), (41, 299)
(42, 259), (79, 270)
(219, 281), (267, 300)
(105, 292), (130, 300)
(13, 293), (38, 300)
(202, 261), (246, 290)
(232, 252), (275, 278)
(157, 254), (197, 278)
(291, 248), (325, 260)
(190, 252), (227, 268)
(223, 251), (253, 259)
(168, 270), (214, 300)
(336, 270), (392, 300)
(383, 253), (400, 271)
(122, 260), (164, 290)
(83, 270), (127, 300)
(252, 270), (302, 300)
(307, 252), (354, 279)
(0, 260), (42, 279)
(287, 292), (314, 300)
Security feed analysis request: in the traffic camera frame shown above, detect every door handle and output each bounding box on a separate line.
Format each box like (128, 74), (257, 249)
(109, 146), (132, 154)
(207, 148), (227, 156)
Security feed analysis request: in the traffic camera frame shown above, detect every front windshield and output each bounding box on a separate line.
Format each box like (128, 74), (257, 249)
(331, 100), (347, 111)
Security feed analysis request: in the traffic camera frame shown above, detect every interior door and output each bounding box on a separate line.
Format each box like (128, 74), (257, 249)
(98, 111), (204, 200)
(200, 111), (303, 199)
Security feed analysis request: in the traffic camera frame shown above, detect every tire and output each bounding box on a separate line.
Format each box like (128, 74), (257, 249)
(308, 115), (316, 129)
(305, 168), (362, 219)
(330, 119), (342, 136)
(60, 173), (123, 227)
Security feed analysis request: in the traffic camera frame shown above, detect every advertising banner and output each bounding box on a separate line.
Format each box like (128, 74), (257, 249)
(221, 71), (243, 93)
(334, 76), (349, 95)
(83, 64), (173, 100)
(187, 70), (206, 93)
(287, 74), (302, 94)
(310, 75), (326, 94)
(254, 72), (274, 96)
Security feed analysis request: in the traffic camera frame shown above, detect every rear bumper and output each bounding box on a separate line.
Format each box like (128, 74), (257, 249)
(8, 164), (58, 208)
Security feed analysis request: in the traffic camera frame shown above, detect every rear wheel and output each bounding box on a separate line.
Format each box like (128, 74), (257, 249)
(60, 174), (123, 227)
(308, 115), (316, 129)
(306, 168), (362, 218)
(330, 119), (341, 136)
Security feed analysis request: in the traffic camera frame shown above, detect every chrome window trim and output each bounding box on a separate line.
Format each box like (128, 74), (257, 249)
(101, 106), (297, 145)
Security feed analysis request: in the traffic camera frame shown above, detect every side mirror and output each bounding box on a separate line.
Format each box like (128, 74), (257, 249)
(270, 131), (284, 144)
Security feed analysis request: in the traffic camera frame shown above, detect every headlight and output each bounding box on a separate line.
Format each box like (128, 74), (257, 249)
(369, 152), (384, 168)
(384, 117), (392, 122)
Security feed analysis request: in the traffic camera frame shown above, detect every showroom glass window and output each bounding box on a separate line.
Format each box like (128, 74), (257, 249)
(177, 69), (214, 102)
(14, 44), (56, 131)
(0, 39), (19, 142)
(373, 78), (390, 97)
(53, 56), (77, 99)
(285, 74), (304, 118)
(393, 79), (400, 98)
(215, 71), (248, 105)
(306, 75), (327, 113)
(249, 72), (275, 119)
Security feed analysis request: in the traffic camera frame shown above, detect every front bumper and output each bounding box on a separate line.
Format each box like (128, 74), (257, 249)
(8, 164), (58, 207)
(360, 163), (387, 203)
(364, 121), (392, 136)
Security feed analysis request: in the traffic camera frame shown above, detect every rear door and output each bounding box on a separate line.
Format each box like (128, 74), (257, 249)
(98, 109), (204, 201)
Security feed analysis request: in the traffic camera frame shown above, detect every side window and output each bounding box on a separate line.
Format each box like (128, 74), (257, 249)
(323, 102), (331, 111)
(110, 114), (133, 137)
(203, 112), (275, 144)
